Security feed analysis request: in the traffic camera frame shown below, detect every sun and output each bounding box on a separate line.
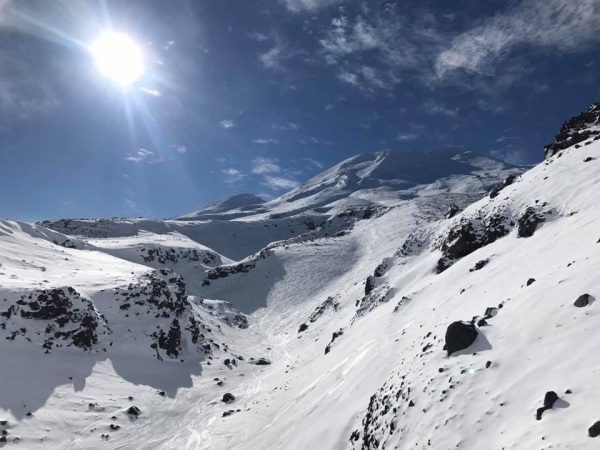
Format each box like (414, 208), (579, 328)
(91, 32), (145, 86)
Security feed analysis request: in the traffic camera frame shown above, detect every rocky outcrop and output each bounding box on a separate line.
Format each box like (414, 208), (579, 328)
(437, 212), (511, 273)
(489, 175), (517, 199)
(544, 103), (600, 159)
(517, 207), (544, 238)
(0, 287), (108, 353)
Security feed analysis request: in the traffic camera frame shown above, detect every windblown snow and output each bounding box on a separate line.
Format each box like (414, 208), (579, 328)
(1, 128), (600, 449)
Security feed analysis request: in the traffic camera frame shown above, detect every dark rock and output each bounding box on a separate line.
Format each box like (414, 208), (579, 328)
(544, 103), (600, 159)
(485, 361), (492, 369)
(126, 406), (141, 417)
(489, 175), (517, 199)
(0, 436), (6, 443)
(574, 294), (592, 307)
(254, 358), (271, 365)
(109, 424), (120, 431)
(307, 297), (339, 323)
(445, 321), (478, 356)
(526, 278), (536, 286)
(469, 259), (489, 272)
(544, 391), (558, 409)
(536, 407), (546, 421)
(565, 389), (572, 394)
(222, 410), (235, 417)
(222, 393), (235, 403)
(158, 391), (166, 397)
(298, 323), (308, 333)
(518, 207), (544, 238)
(365, 276), (376, 296)
(584, 157), (594, 162)
(589, 421), (600, 438)
(445, 204), (460, 219)
(477, 318), (488, 327)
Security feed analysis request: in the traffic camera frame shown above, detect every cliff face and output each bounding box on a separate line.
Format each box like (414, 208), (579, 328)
(544, 103), (600, 159)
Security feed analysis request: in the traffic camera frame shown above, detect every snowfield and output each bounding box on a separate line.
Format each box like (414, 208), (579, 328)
(1, 129), (600, 449)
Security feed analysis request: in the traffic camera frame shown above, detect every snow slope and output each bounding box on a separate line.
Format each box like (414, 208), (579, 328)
(2, 133), (600, 450)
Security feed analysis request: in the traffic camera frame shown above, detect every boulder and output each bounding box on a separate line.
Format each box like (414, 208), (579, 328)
(445, 321), (478, 356)
(589, 421), (600, 438)
(574, 294), (592, 308)
(222, 393), (235, 403)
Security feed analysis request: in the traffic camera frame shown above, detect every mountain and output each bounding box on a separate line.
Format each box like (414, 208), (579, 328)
(177, 193), (267, 221)
(1, 107), (600, 450)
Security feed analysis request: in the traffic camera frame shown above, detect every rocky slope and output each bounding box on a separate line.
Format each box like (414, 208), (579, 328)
(1, 106), (600, 449)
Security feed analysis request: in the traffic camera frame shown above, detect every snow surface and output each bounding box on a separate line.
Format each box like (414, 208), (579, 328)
(1, 145), (600, 449)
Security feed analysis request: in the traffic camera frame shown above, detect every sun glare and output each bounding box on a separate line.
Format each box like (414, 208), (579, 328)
(91, 32), (144, 86)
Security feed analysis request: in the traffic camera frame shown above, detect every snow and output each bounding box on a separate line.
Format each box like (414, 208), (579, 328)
(1, 144), (600, 449)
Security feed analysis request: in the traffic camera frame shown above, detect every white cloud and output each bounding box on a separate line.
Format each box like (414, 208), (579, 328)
(176, 145), (187, 153)
(436, 0), (600, 77)
(140, 87), (161, 97)
(252, 157), (281, 174)
(423, 99), (458, 118)
(283, 0), (344, 13)
(253, 138), (279, 145)
(396, 133), (419, 141)
(303, 158), (324, 169)
(273, 122), (300, 131)
(125, 148), (163, 164)
(220, 119), (235, 129)
(222, 168), (245, 183)
(249, 31), (269, 42)
(263, 175), (300, 190)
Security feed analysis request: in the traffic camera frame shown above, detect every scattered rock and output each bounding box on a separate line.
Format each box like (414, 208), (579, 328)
(485, 361), (492, 369)
(489, 175), (517, 199)
(517, 207), (544, 238)
(365, 276), (376, 296)
(526, 278), (536, 286)
(574, 294), (592, 308)
(544, 391), (558, 408)
(222, 393), (235, 404)
(126, 406), (141, 417)
(589, 421), (600, 438)
(253, 358), (271, 366)
(445, 321), (478, 356)
(584, 157), (594, 162)
(298, 323), (308, 333)
(109, 424), (120, 431)
(469, 259), (489, 272)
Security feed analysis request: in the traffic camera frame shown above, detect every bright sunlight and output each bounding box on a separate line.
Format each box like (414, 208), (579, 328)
(91, 32), (144, 86)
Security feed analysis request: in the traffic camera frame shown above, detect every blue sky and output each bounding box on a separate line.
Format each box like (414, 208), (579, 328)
(1, 0), (599, 221)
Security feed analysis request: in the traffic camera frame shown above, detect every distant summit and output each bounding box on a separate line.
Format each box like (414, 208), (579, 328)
(177, 193), (266, 220)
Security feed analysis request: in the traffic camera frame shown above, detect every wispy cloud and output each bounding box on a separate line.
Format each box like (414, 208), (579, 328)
(253, 138), (279, 145)
(140, 87), (161, 97)
(396, 133), (419, 141)
(125, 148), (164, 164)
(423, 99), (458, 118)
(176, 145), (187, 153)
(252, 157), (281, 174)
(303, 158), (324, 169)
(263, 175), (300, 190)
(272, 122), (300, 131)
(436, 0), (600, 77)
(220, 119), (235, 129)
(283, 0), (345, 13)
(222, 168), (245, 183)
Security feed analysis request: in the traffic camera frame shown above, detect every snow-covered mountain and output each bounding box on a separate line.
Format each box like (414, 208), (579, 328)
(2, 109), (600, 449)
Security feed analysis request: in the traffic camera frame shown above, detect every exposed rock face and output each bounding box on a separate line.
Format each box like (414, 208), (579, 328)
(544, 103), (600, 159)
(445, 204), (460, 219)
(437, 212), (511, 273)
(140, 246), (221, 266)
(0, 287), (107, 353)
(308, 297), (340, 323)
(517, 207), (544, 238)
(445, 321), (478, 356)
(489, 175), (517, 199)
(203, 250), (271, 285)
